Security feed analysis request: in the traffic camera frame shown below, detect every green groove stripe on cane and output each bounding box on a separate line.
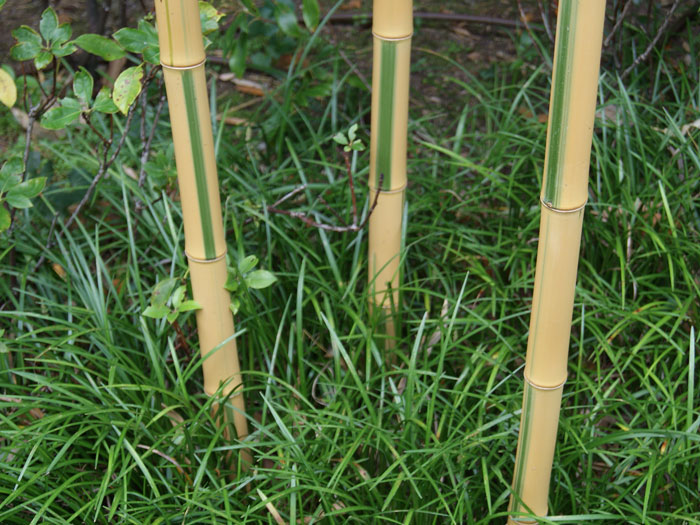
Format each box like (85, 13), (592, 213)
(182, 69), (216, 259)
(543, 0), (577, 208)
(375, 39), (397, 190)
(511, 381), (534, 514)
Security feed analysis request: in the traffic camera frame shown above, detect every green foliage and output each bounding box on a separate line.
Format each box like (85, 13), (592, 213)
(333, 123), (366, 152)
(0, 158), (46, 232)
(225, 254), (277, 315)
(142, 277), (201, 324)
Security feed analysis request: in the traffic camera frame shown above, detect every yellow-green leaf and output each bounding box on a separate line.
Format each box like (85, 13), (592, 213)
(0, 68), (17, 108)
(112, 65), (143, 115)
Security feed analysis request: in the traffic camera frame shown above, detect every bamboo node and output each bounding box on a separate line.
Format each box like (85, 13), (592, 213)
(369, 182), (407, 194)
(160, 59), (207, 71)
(523, 373), (566, 390)
(185, 250), (226, 264)
(372, 32), (413, 41)
(540, 198), (587, 214)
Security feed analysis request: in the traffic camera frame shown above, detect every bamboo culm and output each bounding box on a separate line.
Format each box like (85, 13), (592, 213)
(508, 1), (606, 522)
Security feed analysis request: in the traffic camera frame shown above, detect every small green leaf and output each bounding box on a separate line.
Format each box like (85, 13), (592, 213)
(112, 65), (143, 115)
(177, 300), (201, 313)
(142, 46), (160, 65)
(348, 123), (358, 142)
(229, 298), (240, 315)
(93, 87), (118, 113)
(143, 304), (170, 319)
(228, 32), (248, 78)
(151, 277), (178, 307)
(224, 273), (239, 293)
(0, 68), (17, 108)
(39, 7), (59, 43)
(351, 141), (365, 152)
(74, 34), (125, 61)
(245, 269), (277, 289)
(0, 206), (10, 232)
(113, 27), (148, 53)
(199, 1), (224, 35)
(237, 255), (258, 275)
(302, 0), (320, 32)
(333, 132), (348, 145)
(51, 23), (72, 46)
(1, 157), (23, 177)
(41, 97), (82, 129)
(171, 285), (186, 309)
(275, 3), (303, 38)
(10, 177), (46, 199)
(73, 67), (93, 102)
(34, 51), (53, 70)
(5, 192), (32, 209)
(10, 26), (42, 61)
(51, 41), (76, 57)
(166, 310), (179, 323)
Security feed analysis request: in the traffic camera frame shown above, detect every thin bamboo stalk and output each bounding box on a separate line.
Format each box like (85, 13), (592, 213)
(508, 1), (605, 522)
(368, 0), (412, 351)
(154, 0), (249, 465)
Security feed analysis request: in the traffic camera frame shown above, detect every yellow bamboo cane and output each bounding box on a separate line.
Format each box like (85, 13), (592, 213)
(368, 0), (412, 353)
(154, 0), (249, 466)
(508, 2), (605, 522)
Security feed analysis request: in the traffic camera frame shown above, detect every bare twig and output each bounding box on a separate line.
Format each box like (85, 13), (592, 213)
(621, 0), (681, 80)
(536, 0), (554, 43)
(517, 0), (551, 69)
(604, 0), (633, 48)
(338, 49), (370, 92)
(139, 85), (167, 187)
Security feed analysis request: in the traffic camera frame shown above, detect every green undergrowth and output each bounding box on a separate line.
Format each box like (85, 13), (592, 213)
(1, 14), (699, 525)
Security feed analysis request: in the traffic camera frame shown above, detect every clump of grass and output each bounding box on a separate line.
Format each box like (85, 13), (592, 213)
(1, 9), (698, 524)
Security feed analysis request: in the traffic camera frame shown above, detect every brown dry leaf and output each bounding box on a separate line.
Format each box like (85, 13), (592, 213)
(257, 489), (287, 525)
(52, 263), (67, 279)
(452, 26), (473, 39)
(217, 115), (250, 126)
(122, 165), (138, 180)
(341, 0), (361, 9)
(218, 73), (266, 96)
(466, 51), (483, 63)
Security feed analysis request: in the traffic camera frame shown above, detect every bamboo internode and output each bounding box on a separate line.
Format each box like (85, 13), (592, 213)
(368, 0), (412, 344)
(508, 1), (605, 522)
(155, 0), (249, 459)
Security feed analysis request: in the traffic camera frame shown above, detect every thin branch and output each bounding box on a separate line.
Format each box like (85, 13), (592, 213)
(536, 0), (554, 43)
(621, 0), (681, 80)
(338, 49), (370, 92)
(604, 0), (633, 48)
(139, 87), (167, 187)
(344, 150), (358, 227)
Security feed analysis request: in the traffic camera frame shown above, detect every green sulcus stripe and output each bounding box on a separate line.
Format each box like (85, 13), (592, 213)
(543, 0), (577, 207)
(375, 39), (397, 190)
(512, 381), (534, 514)
(163, 0), (174, 65)
(182, 69), (216, 259)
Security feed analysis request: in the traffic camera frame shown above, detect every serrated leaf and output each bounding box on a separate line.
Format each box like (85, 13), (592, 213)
(237, 254), (258, 274)
(0, 206), (10, 232)
(39, 8), (59, 43)
(93, 87), (118, 113)
(143, 304), (170, 319)
(73, 67), (93, 102)
(34, 51), (53, 70)
(11, 26), (42, 61)
(177, 300), (201, 313)
(113, 27), (148, 53)
(333, 132), (348, 145)
(151, 277), (178, 307)
(302, 0), (320, 32)
(41, 98), (82, 129)
(112, 65), (143, 115)
(5, 192), (32, 209)
(0, 68), (17, 108)
(74, 34), (125, 61)
(275, 3), (303, 38)
(171, 285), (186, 309)
(245, 269), (277, 289)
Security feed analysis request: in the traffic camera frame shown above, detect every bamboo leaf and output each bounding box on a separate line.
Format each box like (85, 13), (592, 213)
(112, 65), (143, 115)
(73, 67), (93, 102)
(245, 269), (277, 289)
(302, 0), (320, 32)
(74, 34), (125, 61)
(41, 97), (82, 129)
(0, 68), (17, 108)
